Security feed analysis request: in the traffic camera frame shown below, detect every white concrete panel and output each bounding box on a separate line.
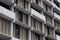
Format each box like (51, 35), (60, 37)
(56, 35), (60, 40)
(57, 0), (60, 2)
(0, 6), (15, 20)
(54, 13), (60, 20)
(31, 8), (46, 22)
(12, 37), (20, 40)
(52, 3), (60, 11)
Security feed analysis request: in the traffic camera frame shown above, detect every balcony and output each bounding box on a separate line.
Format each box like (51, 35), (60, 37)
(56, 27), (60, 34)
(45, 35), (56, 40)
(31, 2), (44, 12)
(43, 10), (53, 17)
(0, 6), (15, 21)
(0, 0), (14, 6)
(42, 0), (53, 7)
(54, 13), (60, 22)
(12, 37), (20, 40)
(31, 8), (46, 22)
(31, 27), (45, 36)
(0, 33), (11, 40)
(45, 22), (55, 29)
(14, 4), (30, 15)
(55, 24), (60, 34)
(15, 20), (31, 29)
(53, 3), (60, 13)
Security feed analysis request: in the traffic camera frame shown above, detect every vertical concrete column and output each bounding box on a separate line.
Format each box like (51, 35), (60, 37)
(28, 30), (31, 40)
(51, 7), (53, 15)
(10, 5), (14, 12)
(41, 12), (44, 15)
(11, 21), (14, 37)
(9, 0), (14, 13)
(53, 29), (55, 38)
(43, 36), (45, 40)
(28, 2), (31, 12)
(41, 0), (43, 8)
(52, 17), (55, 38)
(28, 1), (31, 40)
(28, 1), (31, 26)
(42, 23), (45, 33)
(42, 23), (45, 40)
(52, 17), (54, 26)
(28, 15), (31, 40)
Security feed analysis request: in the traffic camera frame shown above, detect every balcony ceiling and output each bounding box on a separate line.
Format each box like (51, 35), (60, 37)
(0, 0), (13, 6)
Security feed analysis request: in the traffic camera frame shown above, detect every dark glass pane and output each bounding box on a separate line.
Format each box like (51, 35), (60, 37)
(19, 11), (23, 22)
(35, 33), (40, 40)
(14, 0), (18, 4)
(15, 24), (20, 39)
(36, 0), (38, 4)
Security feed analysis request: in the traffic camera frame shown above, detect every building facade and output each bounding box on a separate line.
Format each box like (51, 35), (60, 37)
(0, 0), (60, 40)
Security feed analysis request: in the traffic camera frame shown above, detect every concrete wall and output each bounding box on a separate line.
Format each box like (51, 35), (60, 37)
(44, 25), (54, 37)
(13, 24), (28, 40)
(0, 17), (11, 36)
(31, 18), (42, 32)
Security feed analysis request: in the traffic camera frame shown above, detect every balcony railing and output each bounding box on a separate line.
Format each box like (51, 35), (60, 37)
(43, 0), (53, 7)
(31, 1), (44, 11)
(0, 6), (15, 20)
(54, 13), (60, 21)
(53, 3), (60, 10)
(31, 8), (46, 22)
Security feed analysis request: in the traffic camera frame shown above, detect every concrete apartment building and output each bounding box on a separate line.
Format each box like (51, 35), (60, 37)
(0, 0), (60, 40)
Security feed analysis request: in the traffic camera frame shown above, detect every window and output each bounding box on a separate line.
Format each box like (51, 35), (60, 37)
(54, 20), (57, 27)
(43, 3), (48, 11)
(31, 18), (36, 28)
(48, 6), (51, 12)
(23, 0), (28, 9)
(24, 0), (26, 8)
(36, 0), (38, 4)
(26, 29), (28, 40)
(26, 15), (28, 24)
(19, 11), (23, 22)
(46, 15), (52, 24)
(14, 0), (18, 4)
(15, 24), (20, 39)
(46, 5), (48, 10)
(45, 38), (48, 40)
(34, 19), (36, 28)
(35, 33), (40, 40)
(47, 27), (50, 35)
